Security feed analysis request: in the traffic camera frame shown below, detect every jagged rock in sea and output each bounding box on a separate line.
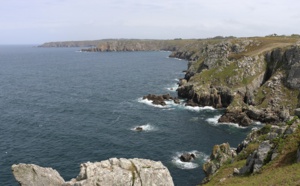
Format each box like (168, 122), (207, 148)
(12, 164), (65, 186)
(143, 93), (180, 106)
(12, 158), (174, 186)
(179, 153), (196, 162)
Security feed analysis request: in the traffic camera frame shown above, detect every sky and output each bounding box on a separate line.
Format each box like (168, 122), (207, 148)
(1, 0), (300, 44)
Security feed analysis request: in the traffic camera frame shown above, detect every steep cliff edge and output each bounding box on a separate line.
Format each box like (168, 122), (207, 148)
(175, 36), (300, 126)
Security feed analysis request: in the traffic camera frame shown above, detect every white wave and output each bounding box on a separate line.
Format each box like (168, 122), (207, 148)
(206, 115), (247, 128)
(185, 105), (216, 112)
(166, 57), (184, 60)
(219, 122), (247, 129)
(174, 78), (179, 82)
(166, 83), (178, 92)
(253, 121), (263, 126)
(131, 123), (156, 132)
(206, 115), (222, 125)
(171, 150), (209, 170)
(137, 98), (168, 108)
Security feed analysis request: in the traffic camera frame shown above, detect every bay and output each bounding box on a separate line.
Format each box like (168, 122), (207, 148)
(0, 46), (252, 185)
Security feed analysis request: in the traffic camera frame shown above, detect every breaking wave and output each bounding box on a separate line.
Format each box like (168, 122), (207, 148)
(171, 150), (209, 170)
(131, 123), (157, 132)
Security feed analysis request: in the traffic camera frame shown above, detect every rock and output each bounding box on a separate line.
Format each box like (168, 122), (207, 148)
(219, 111), (252, 126)
(295, 108), (300, 118)
(233, 168), (240, 175)
(12, 164), (65, 186)
(178, 79), (187, 86)
(297, 146), (300, 163)
(134, 126), (143, 131)
(12, 158), (174, 186)
(203, 143), (235, 178)
(185, 99), (199, 107)
(143, 94), (180, 106)
(239, 140), (273, 174)
(143, 94), (166, 106)
(173, 98), (180, 104)
(179, 153), (196, 162)
(64, 158), (174, 186)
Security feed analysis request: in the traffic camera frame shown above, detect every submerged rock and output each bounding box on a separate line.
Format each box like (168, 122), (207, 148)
(12, 158), (174, 186)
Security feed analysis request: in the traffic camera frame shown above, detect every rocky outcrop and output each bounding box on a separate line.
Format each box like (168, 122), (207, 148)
(12, 164), (65, 186)
(239, 140), (273, 174)
(235, 121), (299, 175)
(12, 158), (174, 186)
(177, 85), (234, 108)
(179, 153), (196, 162)
(202, 143), (236, 183)
(143, 94), (180, 106)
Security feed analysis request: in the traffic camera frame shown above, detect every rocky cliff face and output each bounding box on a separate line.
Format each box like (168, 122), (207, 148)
(175, 37), (300, 126)
(12, 158), (174, 186)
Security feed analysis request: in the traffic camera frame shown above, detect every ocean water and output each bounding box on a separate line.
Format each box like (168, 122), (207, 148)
(0, 46), (253, 185)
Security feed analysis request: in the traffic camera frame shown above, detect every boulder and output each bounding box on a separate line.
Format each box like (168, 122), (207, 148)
(239, 140), (273, 174)
(143, 94), (166, 106)
(12, 158), (174, 186)
(219, 111), (252, 126)
(203, 143), (235, 178)
(64, 158), (174, 186)
(12, 164), (65, 186)
(143, 94), (180, 106)
(295, 108), (300, 118)
(179, 153), (196, 162)
(134, 127), (143, 131)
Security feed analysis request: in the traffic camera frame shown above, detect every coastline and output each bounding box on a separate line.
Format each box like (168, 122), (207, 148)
(11, 36), (300, 185)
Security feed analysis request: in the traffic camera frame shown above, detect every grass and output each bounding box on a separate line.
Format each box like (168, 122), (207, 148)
(228, 36), (299, 60)
(203, 125), (300, 186)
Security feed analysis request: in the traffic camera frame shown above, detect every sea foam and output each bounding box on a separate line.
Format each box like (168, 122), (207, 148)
(131, 123), (156, 132)
(206, 115), (247, 128)
(171, 150), (209, 170)
(137, 98), (168, 108)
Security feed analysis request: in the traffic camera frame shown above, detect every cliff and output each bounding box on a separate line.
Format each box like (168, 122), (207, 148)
(36, 36), (300, 185)
(174, 36), (300, 126)
(12, 158), (174, 186)
(39, 39), (197, 53)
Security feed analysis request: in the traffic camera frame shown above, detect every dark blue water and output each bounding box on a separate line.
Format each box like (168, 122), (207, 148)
(0, 46), (252, 185)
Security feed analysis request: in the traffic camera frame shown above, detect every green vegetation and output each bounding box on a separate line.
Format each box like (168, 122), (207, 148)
(228, 36), (299, 60)
(203, 124), (300, 186)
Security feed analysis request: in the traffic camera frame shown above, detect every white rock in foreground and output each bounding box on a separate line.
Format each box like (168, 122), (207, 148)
(12, 163), (65, 186)
(12, 158), (174, 186)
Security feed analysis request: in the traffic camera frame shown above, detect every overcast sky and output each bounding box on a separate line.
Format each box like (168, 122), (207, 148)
(1, 0), (300, 44)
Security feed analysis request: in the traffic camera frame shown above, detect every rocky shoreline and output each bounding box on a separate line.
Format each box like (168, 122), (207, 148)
(14, 36), (300, 185)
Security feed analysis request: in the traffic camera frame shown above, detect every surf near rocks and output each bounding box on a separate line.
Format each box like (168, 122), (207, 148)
(142, 93), (181, 106)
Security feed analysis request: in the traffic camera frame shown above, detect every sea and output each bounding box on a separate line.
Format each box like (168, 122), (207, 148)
(0, 45), (254, 185)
